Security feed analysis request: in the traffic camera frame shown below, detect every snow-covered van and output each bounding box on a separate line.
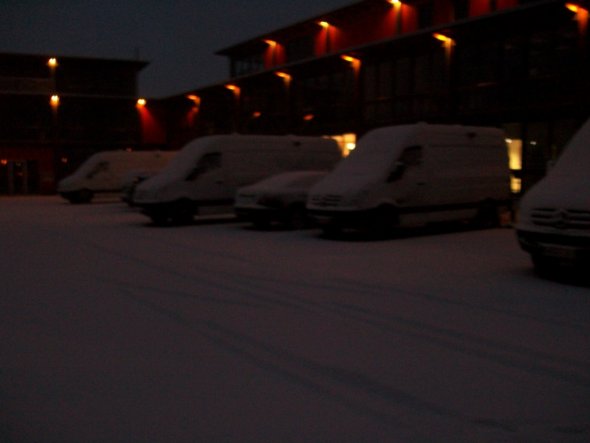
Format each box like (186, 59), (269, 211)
(58, 150), (176, 204)
(234, 170), (330, 230)
(516, 118), (590, 273)
(133, 134), (341, 225)
(307, 123), (511, 235)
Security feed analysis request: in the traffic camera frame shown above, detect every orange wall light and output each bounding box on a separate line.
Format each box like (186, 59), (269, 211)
(565, 3), (585, 13)
(433, 32), (454, 44)
(136, 98), (147, 107)
(50, 95), (60, 107)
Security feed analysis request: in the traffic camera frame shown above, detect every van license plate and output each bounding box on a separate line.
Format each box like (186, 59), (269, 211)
(542, 244), (576, 260)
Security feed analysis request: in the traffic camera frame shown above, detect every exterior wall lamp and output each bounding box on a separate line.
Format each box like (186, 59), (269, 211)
(186, 94), (201, 108)
(136, 98), (147, 107)
(275, 71), (292, 84)
(565, 3), (588, 39)
(225, 84), (241, 99)
(433, 32), (455, 46)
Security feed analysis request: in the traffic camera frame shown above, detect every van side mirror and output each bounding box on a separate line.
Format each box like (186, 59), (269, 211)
(387, 161), (406, 182)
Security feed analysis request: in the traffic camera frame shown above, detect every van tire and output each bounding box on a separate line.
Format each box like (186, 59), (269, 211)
(368, 205), (398, 238)
(531, 254), (558, 278)
(252, 216), (271, 230)
(321, 224), (341, 238)
(170, 200), (195, 225)
(474, 201), (500, 228)
(150, 213), (171, 226)
(284, 204), (308, 230)
(67, 189), (93, 204)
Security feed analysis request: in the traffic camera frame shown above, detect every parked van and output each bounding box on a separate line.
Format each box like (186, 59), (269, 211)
(133, 134), (341, 225)
(235, 170), (330, 230)
(516, 118), (590, 273)
(307, 123), (511, 236)
(58, 150), (176, 204)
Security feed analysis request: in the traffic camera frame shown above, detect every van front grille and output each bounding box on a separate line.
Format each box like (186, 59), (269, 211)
(531, 208), (590, 230)
(310, 194), (342, 207)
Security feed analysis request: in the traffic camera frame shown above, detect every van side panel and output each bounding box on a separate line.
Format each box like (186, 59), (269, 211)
(307, 124), (511, 232)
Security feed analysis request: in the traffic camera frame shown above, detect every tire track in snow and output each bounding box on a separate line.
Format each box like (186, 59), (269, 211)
(120, 288), (521, 440)
(90, 237), (590, 391)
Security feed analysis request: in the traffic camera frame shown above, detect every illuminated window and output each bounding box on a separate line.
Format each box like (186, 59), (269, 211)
(506, 138), (522, 193)
(326, 133), (357, 157)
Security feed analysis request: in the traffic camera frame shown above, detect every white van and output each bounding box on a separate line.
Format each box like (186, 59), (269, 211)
(516, 118), (590, 273)
(58, 150), (176, 203)
(307, 123), (511, 236)
(133, 134), (341, 225)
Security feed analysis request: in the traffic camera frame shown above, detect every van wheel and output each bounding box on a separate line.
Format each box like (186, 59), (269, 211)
(284, 204), (308, 230)
(321, 224), (341, 238)
(170, 200), (194, 225)
(368, 206), (398, 238)
(531, 254), (558, 277)
(149, 213), (171, 226)
(252, 216), (271, 230)
(474, 201), (499, 228)
(67, 189), (93, 204)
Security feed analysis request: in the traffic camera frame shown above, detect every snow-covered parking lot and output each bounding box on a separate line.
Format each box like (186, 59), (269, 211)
(1, 197), (589, 443)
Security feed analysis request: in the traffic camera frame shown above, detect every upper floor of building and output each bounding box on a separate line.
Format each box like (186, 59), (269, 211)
(217, 0), (589, 78)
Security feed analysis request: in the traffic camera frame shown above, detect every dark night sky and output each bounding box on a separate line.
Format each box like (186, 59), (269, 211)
(1, 0), (351, 98)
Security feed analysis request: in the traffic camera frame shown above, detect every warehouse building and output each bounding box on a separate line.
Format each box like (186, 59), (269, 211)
(0, 53), (147, 194)
(148, 0), (589, 194)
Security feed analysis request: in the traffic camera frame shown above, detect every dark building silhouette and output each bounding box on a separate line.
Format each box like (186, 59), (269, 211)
(148, 0), (589, 194)
(0, 53), (147, 194)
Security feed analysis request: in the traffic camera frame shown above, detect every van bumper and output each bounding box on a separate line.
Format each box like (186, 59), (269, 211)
(516, 229), (590, 264)
(308, 208), (376, 230)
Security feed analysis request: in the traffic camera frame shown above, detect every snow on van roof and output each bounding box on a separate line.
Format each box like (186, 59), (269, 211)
(359, 123), (504, 149)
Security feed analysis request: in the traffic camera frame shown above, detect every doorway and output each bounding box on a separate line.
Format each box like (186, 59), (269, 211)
(0, 160), (40, 194)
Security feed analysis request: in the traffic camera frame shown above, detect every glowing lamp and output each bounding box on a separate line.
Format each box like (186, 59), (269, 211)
(433, 32), (453, 43)
(50, 95), (60, 107)
(48, 57), (58, 68)
(187, 94), (201, 106)
(566, 3), (582, 13)
(388, 0), (401, 4)
(303, 113), (315, 121)
(341, 55), (360, 64)
(136, 98), (146, 107)
(318, 21), (330, 29)
(264, 39), (278, 47)
(252, 111), (262, 118)
(275, 71), (291, 80)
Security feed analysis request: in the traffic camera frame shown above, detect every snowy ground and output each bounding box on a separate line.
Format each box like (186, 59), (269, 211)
(1, 196), (589, 443)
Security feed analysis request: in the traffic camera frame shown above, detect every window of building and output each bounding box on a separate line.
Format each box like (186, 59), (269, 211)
(453, 0), (469, 19)
(285, 35), (315, 63)
(416, 1), (434, 28)
(233, 55), (264, 77)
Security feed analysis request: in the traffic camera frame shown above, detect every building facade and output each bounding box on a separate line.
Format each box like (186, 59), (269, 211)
(0, 53), (147, 194)
(148, 0), (589, 194)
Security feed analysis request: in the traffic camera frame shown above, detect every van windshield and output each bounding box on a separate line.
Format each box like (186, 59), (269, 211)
(336, 145), (394, 176)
